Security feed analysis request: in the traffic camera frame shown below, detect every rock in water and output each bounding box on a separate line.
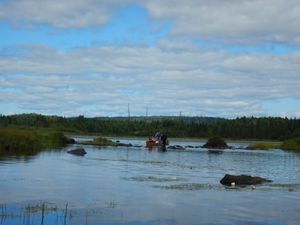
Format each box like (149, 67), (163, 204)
(203, 136), (228, 149)
(67, 138), (76, 144)
(220, 174), (272, 186)
(67, 147), (87, 156)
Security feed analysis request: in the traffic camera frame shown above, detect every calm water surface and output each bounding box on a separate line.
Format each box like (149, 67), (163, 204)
(1, 138), (300, 225)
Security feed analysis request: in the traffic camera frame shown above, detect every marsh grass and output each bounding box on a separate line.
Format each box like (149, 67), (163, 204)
(0, 204), (16, 220)
(0, 128), (42, 156)
(281, 138), (300, 152)
(24, 203), (58, 214)
(0, 203), (70, 225)
(0, 202), (109, 225)
(0, 127), (72, 156)
(248, 142), (281, 150)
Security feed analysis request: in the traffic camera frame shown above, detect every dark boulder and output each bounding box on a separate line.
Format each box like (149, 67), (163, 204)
(220, 174), (272, 186)
(67, 147), (87, 156)
(67, 138), (76, 144)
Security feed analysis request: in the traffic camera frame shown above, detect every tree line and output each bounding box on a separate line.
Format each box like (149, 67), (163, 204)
(0, 113), (300, 140)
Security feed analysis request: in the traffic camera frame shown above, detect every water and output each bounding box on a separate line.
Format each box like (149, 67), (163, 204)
(1, 138), (300, 225)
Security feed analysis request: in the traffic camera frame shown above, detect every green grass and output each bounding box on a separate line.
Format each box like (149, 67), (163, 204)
(0, 128), (42, 156)
(281, 138), (300, 152)
(247, 142), (281, 150)
(0, 127), (72, 156)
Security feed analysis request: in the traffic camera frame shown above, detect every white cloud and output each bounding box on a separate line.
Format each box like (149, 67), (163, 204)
(1, 43), (300, 117)
(1, 0), (300, 45)
(0, 0), (131, 28)
(145, 0), (300, 45)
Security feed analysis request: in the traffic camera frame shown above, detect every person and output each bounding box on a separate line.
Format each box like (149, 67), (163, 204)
(154, 132), (162, 142)
(161, 134), (168, 146)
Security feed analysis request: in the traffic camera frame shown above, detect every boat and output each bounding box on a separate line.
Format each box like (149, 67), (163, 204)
(146, 139), (159, 148)
(146, 139), (169, 148)
(146, 132), (169, 148)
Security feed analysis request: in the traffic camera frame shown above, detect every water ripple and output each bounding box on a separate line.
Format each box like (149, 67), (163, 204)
(121, 176), (186, 182)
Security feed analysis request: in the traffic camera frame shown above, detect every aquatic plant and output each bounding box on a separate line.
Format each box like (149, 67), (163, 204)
(247, 142), (280, 150)
(0, 202), (71, 225)
(281, 138), (300, 152)
(24, 203), (58, 213)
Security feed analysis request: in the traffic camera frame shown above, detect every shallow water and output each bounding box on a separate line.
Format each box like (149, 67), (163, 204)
(1, 138), (300, 225)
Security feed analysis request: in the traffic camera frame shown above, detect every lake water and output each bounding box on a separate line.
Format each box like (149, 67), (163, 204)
(1, 138), (300, 225)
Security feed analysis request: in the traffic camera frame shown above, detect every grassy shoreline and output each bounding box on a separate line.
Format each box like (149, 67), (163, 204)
(0, 127), (73, 156)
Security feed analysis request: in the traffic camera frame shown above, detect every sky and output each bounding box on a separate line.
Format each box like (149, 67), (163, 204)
(1, 0), (300, 118)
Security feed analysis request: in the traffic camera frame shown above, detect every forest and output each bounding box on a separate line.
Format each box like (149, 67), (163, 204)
(1, 113), (300, 140)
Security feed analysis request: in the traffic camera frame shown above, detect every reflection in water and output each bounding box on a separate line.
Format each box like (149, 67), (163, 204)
(0, 155), (38, 164)
(0, 202), (288, 225)
(1, 138), (300, 225)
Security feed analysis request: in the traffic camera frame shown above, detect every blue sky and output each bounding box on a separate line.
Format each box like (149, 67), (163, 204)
(1, 0), (300, 117)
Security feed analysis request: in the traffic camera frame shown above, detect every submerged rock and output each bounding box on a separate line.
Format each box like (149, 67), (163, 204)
(117, 143), (133, 147)
(67, 147), (87, 156)
(185, 145), (195, 148)
(167, 145), (185, 150)
(208, 149), (224, 154)
(220, 174), (272, 186)
(133, 145), (142, 148)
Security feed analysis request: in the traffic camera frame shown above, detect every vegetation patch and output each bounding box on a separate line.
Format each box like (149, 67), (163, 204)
(0, 128), (42, 156)
(247, 142), (281, 150)
(0, 128), (73, 156)
(82, 137), (117, 146)
(203, 136), (228, 149)
(281, 138), (300, 152)
(24, 203), (58, 213)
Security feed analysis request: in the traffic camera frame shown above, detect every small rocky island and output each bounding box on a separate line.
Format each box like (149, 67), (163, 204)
(202, 136), (228, 149)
